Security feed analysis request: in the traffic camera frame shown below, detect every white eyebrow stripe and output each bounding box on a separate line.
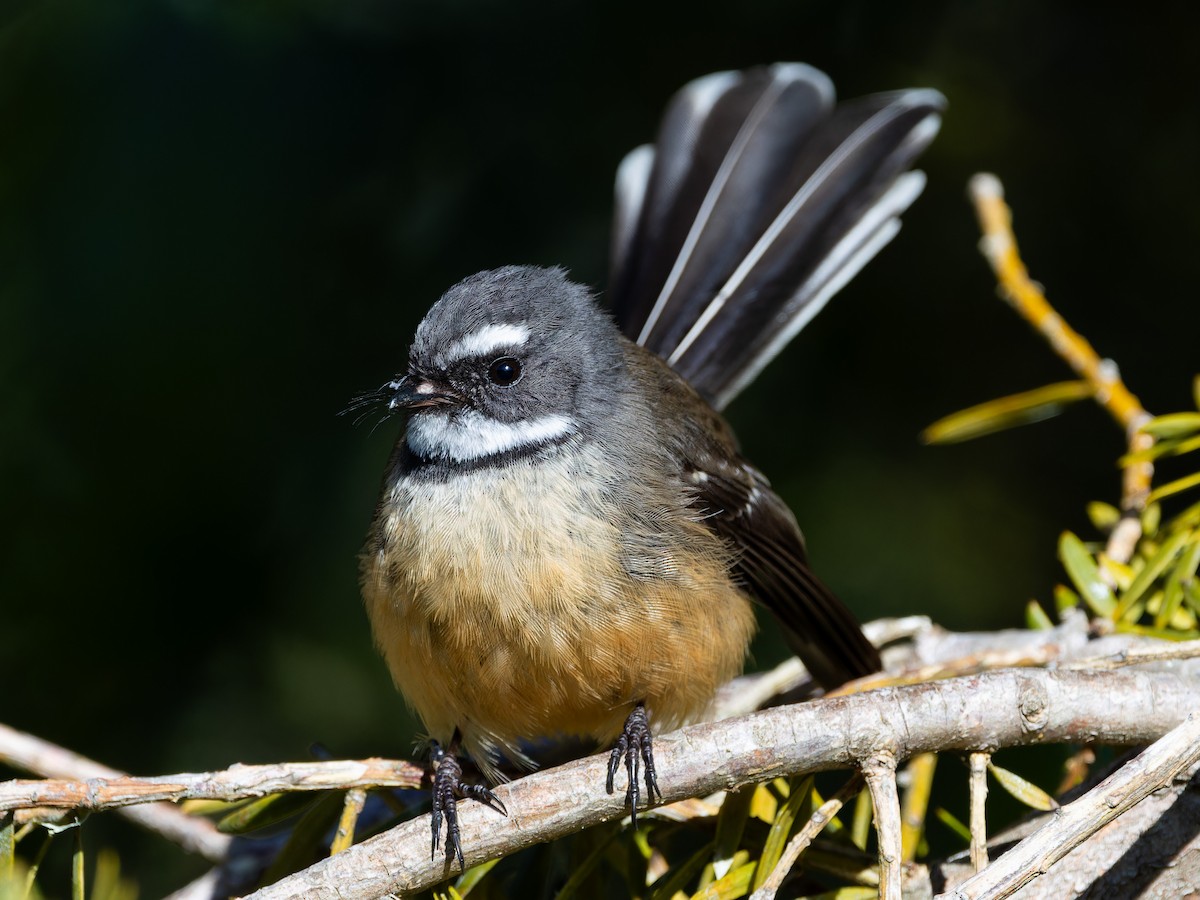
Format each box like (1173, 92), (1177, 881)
(406, 410), (575, 462)
(440, 324), (531, 364)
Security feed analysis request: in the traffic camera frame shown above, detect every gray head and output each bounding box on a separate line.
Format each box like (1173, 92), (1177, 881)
(384, 266), (626, 464)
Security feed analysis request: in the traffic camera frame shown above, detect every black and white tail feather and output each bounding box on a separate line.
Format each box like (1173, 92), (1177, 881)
(609, 63), (945, 410)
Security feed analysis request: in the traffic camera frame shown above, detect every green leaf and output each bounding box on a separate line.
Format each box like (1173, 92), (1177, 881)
(807, 889), (880, 900)
(690, 858), (754, 900)
(261, 791), (345, 886)
(1086, 501), (1121, 531)
(649, 840), (715, 900)
(1143, 502), (1163, 537)
(217, 791), (317, 834)
(1026, 600), (1054, 630)
(752, 777), (814, 892)
(1, 814), (12, 880)
(1140, 412), (1200, 439)
(1155, 578), (1187, 631)
(712, 787), (754, 879)
(934, 807), (971, 844)
(1180, 540), (1200, 582)
(554, 829), (620, 900)
(1054, 584), (1080, 613)
(1121, 433), (1200, 465)
(1194, 375), (1200, 411)
(1114, 621), (1200, 640)
(850, 787), (872, 851)
(1058, 531), (1117, 616)
(1148, 471), (1200, 504)
(1113, 529), (1192, 620)
(921, 381), (1093, 444)
(987, 762), (1057, 811)
(72, 827), (84, 900)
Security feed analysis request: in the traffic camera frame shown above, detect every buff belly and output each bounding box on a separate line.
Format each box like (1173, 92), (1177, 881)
(362, 447), (757, 775)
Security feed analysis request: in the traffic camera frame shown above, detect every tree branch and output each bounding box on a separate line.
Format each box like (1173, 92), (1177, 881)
(0, 755), (422, 816)
(968, 172), (1154, 563)
(237, 668), (1198, 899)
(938, 710), (1200, 899)
(0, 722), (231, 862)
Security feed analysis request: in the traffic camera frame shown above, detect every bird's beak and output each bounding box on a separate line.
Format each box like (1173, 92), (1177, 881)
(382, 375), (460, 411)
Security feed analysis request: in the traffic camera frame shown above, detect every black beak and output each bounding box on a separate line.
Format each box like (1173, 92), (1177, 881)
(381, 375), (460, 411)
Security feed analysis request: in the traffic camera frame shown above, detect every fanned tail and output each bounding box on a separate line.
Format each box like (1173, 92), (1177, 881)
(609, 63), (944, 410)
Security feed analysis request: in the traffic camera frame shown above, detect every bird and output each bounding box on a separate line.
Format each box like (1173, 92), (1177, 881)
(354, 62), (944, 867)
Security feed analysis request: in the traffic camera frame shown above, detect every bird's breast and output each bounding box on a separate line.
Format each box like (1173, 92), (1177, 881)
(361, 440), (756, 770)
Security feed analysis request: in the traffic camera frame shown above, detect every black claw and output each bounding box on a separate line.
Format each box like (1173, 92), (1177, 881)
(605, 703), (662, 828)
(429, 739), (506, 870)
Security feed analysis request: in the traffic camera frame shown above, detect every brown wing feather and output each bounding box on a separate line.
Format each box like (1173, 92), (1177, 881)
(623, 338), (879, 689)
(686, 460), (880, 688)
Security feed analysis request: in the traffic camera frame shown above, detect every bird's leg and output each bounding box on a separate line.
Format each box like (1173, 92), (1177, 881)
(429, 733), (507, 869)
(605, 702), (662, 827)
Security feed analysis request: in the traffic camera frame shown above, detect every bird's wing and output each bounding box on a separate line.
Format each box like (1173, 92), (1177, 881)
(684, 453), (880, 689)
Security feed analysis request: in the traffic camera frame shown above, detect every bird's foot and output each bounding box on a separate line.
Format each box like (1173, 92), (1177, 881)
(430, 739), (507, 869)
(605, 702), (662, 827)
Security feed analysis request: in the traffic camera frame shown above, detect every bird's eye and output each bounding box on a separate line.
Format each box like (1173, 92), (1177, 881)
(487, 356), (522, 386)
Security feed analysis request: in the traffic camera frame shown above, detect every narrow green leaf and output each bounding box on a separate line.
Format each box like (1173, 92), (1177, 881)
(1143, 503), (1162, 537)
(71, 828), (84, 900)
(1114, 621), (1200, 640)
(1058, 531), (1116, 616)
(1179, 540), (1200, 582)
(921, 381), (1092, 444)
(217, 791), (316, 834)
(1, 814), (12, 880)
(690, 858), (754, 900)
(1148, 471), (1200, 504)
(1086, 501), (1121, 531)
(850, 787), (872, 851)
(1194, 375), (1200, 411)
(260, 792), (345, 886)
(1184, 579), (1200, 617)
(1053, 584), (1080, 613)
(554, 829), (620, 900)
(1121, 433), (1200, 465)
(752, 777), (814, 892)
(712, 787), (754, 879)
(1175, 499), (1200, 530)
(454, 857), (501, 897)
(933, 807), (971, 844)
(25, 830), (55, 897)
(1113, 529), (1191, 619)
(650, 840), (715, 900)
(1156, 579), (1186, 631)
(1025, 600), (1054, 630)
(987, 763), (1057, 811)
(1140, 412), (1200, 439)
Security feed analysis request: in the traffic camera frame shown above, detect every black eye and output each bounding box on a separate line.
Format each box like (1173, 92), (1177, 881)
(487, 356), (522, 386)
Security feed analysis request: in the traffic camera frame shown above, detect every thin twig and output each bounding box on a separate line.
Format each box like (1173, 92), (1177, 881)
(968, 752), (990, 872)
(967, 172), (1154, 564)
(1063, 637), (1200, 670)
(710, 616), (934, 719)
(0, 752), (422, 814)
(864, 751), (902, 899)
(940, 710), (1200, 899)
(331, 787), (368, 855)
(749, 774), (863, 900)
(0, 722), (230, 862)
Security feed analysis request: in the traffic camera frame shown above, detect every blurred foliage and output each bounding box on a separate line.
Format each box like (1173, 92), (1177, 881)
(3, 0), (1200, 895)
(1048, 408), (1200, 639)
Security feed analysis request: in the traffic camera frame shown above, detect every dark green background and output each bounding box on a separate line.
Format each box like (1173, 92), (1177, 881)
(3, 0), (1197, 892)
